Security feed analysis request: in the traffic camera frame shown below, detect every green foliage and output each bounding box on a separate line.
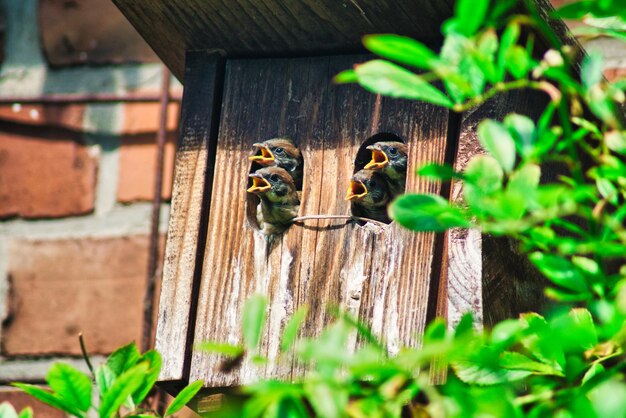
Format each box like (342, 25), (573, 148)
(197, 0), (626, 416)
(12, 342), (203, 418)
(10, 0), (626, 417)
(0, 403), (33, 418)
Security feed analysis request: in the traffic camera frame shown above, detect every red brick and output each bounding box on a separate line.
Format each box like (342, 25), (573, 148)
(0, 388), (66, 418)
(0, 104), (85, 131)
(604, 67), (626, 83)
(121, 102), (180, 135)
(0, 127), (96, 219)
(39, 0), (158, 66)
(117, 134), (176, 202)
(3, 235), (163, 356)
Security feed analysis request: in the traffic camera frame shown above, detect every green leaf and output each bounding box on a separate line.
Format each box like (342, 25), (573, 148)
(464, 155), (503, 194)
(333, 69), (357, 83)
(107, 342), (141, 376)
(605, 130), (626, 154)
(507, 164), (541, 196)
(304, 381), (348, 418)
(416, 163), (462, 181)
(448, 0), (489, 36)
(390, 194), (470, 232)
(550, 308), (598, 354)
(506, 46), (531, 79)
(363, 34), (439, 70)
(95, 364), (115, 398)
(474, 29), (499, 83)
(529, 253), (588, 293)
(588, 379), (626, 417)
(242, 294), (268, 352)
(353, 60), (454, 107)
(477, 120), (516, 172)
(99, 363), (148, 418)
(455, 313), (474, 337)
(497, 22), (520, 81)
(12, 384), (84, 418)
(164, 380), (204, 417)
(499, 352), (563, 376)
(557, 1), (593, 19)
(581, 49), (604, 89)
(440, 33), (475, 103)
(195, 342), (245, 357)
(46, 363), (92, 413)
(0, 402), (18, 418)
(582, 363), (605, 385)
(519, 313), (565, 371)
(424, 318), (448, 342)
(504, 114), (536, 158)
(597, 178), (618, 204)
(571, 257), (600, 276)
(460, 54), (486, 95)
(126, 415), (159, 418)
(18, 407), (33, 418)
(132, 350), (162, 405)
(453, 360), (533, 385)
(490, 320), (524, 349)
(280, 306), (308, 353)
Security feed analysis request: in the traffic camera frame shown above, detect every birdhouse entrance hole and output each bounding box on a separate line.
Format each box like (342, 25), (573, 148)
(246, 139), (304, 232)
(350, 133), (406, 225)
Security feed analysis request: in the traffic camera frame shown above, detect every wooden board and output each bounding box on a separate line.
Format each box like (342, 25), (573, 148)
(111, 0), (455, 80)
(155, 51), (224, 383)
(188, 55), (450, 386)
(442, 88), (552, 329)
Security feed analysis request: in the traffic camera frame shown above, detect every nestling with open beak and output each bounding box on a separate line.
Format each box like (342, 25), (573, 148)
(364, 141), (408, 196)
(248, 138), (303, 189)
(247, 166), (300, 235)
(345, 169), (391, 224)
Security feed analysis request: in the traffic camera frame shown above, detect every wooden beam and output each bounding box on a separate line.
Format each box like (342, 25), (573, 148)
(155, 51), (224, 382)
(111, 0), (455, 80)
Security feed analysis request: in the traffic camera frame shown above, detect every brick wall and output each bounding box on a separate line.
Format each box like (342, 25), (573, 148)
(0, 0), (181, 415)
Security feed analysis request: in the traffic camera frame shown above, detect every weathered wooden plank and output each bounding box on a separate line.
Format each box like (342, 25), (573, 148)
(111, 0), (455, 80)
(190, 57), (331, 387)
(189, 55), (450, 386)
(155, 51), (224, 382)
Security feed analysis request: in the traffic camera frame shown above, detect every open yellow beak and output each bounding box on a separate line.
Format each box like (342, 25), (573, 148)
(248, 143), (275, 164)
(364, 148), (389, 170)
(345, 180), (368, 201)
(247, 174), (271, 193)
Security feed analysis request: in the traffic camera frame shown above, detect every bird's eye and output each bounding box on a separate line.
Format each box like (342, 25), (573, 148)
(274, 147), (284, 154)
(388, 146), (397, 155)
(269, 174), (279, 182)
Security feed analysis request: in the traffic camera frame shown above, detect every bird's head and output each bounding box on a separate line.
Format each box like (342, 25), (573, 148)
(345, 169), (390, 206)
(249, 138), (302, 173)
(364, 141), (408, 176)
(247, 167), (297, 202)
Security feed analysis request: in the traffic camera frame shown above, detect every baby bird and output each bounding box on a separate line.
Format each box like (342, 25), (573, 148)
(249, 138), (303, 189)
(247, 166), (300, 235)
(345, 169), (391, 224)
(364, 141), (408, 196)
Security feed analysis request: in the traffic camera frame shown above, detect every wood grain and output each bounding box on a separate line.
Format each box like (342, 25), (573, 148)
(155, 51), (224, 382)
(443, 88), (553, 329)
(111, 0), (455, 80)
(188, 55), (450, 386)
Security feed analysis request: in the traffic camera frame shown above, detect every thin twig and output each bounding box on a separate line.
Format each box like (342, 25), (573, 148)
(292, 214), (389, 228)
(78, 333), (94, 376)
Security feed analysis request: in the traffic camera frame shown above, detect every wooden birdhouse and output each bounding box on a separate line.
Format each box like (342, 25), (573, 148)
(113, 0), (581, 400)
